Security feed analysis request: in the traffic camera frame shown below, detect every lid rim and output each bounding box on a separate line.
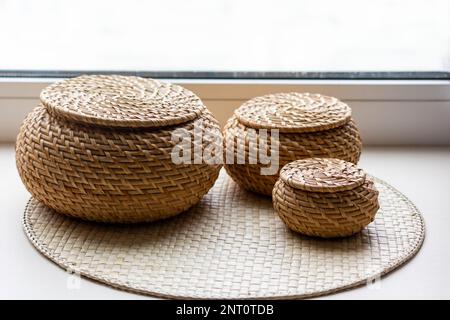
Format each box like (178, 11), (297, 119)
(41, 100), (203, 128)
(234, 92), (352, 133)
(235, 113), (352, 133)
(279, 158), (366, 193)
(40, 75), (205, 129)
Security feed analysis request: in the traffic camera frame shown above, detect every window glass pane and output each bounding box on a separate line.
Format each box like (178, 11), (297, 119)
(0, 0), (449, 74)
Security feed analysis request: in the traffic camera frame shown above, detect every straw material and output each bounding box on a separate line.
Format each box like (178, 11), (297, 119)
(23, 170), (424, 299)
(40, 75), (205, 128)
(16, 76), (222, 223)
(224, 109), (362, 196)
(279, 158), (366, 192)
(235, 92), (352, 133)
(273, 159), (379, 238)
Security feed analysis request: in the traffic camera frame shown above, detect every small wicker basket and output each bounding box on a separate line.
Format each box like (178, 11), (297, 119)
(272, 158), (379, 238)
(16, 75), (222, 223)
(223, 93), (362, 195)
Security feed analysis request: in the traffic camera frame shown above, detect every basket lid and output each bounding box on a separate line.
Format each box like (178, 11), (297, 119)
(234, 93), (351, 133)
(40, 75), (205, 128)
(279, 158), (366, 193)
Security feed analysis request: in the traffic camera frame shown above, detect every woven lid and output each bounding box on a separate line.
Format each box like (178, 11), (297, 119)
(279, 158), (366, 192)
(235, 93), (351, 133)
(40, 75), (205, 128)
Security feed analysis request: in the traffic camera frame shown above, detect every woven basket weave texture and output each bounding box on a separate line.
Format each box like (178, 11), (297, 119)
(16, 75), (222, 223)
(40, 75), (205, 128)
(224, 93), (362, 196)
(273, 158), (379, 238)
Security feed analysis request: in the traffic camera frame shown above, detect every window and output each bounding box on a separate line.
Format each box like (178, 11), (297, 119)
(0, 0), (449, 78)
(0, 0), (449, 144)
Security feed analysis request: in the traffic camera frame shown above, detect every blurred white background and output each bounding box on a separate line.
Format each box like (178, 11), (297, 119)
(0, 0), (449, 72)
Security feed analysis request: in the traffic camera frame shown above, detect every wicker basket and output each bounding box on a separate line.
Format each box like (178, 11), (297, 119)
(273, 158), (379, 238)
(16, 75), (222, 223)
(223, 93), (362, 195)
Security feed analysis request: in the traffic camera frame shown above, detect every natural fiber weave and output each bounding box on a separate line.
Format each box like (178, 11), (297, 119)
(16, 76), (222, 223)
(23, 170), (424, 299)
(273, 159), (379, 238)
(40, 75), (205, 128)
(235, 92), (352, 133)
(279, 158), (366, 192)
(224, 111), (362, 196)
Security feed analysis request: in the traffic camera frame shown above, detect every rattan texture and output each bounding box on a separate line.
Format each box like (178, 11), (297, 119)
(223, 114), (362, 196)
(234, 93), (351, 133)
(16, 105), (221, 223)
(16, 76), (222, 223)
(23, 170), (424, 299)
(273, 159), (379, 238)
(40, 75), (205, 128)
(279, 158), (366, 192)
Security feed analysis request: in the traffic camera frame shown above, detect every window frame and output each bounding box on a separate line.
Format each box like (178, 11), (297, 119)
(1, 71), (449, 145)
(1, 70), (449, 80)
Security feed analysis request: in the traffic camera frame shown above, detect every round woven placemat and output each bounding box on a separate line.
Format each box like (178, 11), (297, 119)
(23, 170), (424, 299)
(40, 75), (205, 128)
(234, 93), (352, 133)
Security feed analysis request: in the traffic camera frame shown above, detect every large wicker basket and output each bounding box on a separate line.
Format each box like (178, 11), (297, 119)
(223, 93), (362, 195)
(273, 158), (379, 238)
(16, 75), (222, 223)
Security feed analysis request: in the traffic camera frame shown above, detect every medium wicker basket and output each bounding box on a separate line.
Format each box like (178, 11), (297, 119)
(273, 158), (379, 238)
(223, 93), (362, 195)
(16, 75), (222, 223)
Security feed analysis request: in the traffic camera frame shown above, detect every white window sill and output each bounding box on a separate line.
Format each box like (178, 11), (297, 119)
(1, 78), (450, 145)
(1, 144), (449, 299)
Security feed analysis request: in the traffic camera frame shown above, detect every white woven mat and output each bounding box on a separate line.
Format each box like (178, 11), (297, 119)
(23, 170), (425, 299)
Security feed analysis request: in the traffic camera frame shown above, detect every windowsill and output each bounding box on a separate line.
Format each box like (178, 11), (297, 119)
(1, 143), (449, 299)
(1, 77), (450, 145)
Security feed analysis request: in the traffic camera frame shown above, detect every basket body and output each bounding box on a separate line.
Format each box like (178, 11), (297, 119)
(272, 159), (379, 238)
(223, 115), (362, 196)
(273, 179), (379, 237)
(16, 76), (222, 223)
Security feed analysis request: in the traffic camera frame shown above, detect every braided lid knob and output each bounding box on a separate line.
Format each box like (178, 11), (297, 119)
(279, 158), (366, 193)
(40, 75), (205, 128)
(235, 92), (351, 133)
